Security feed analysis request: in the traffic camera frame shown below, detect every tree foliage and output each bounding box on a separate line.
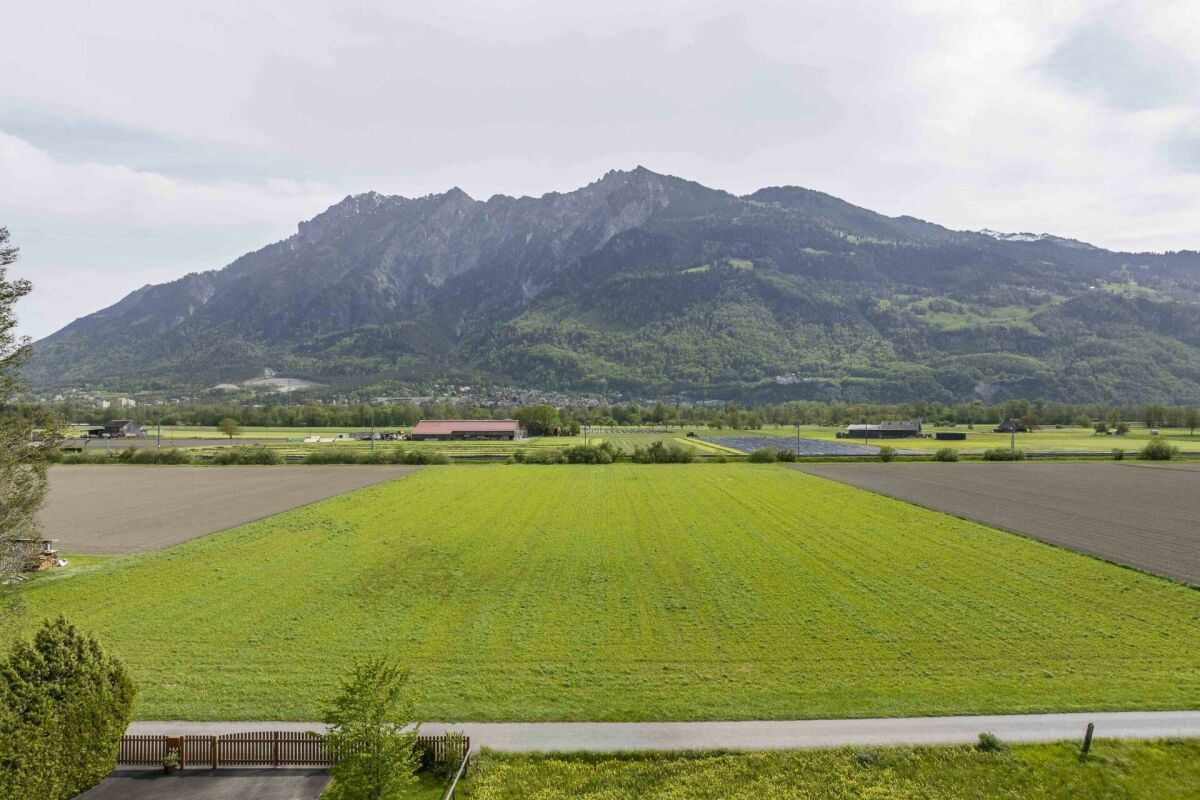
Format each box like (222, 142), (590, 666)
(0, 617), (135, 800)
(515, 404), (560, 436)
(0, 228), (57, 619)
(322, 657), (419, 800)
(217, 417), (242, 439)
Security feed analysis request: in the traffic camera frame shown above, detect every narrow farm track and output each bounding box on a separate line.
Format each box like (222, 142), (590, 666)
(129, 711), (1200, 751)
(791, 462), (1200, 586)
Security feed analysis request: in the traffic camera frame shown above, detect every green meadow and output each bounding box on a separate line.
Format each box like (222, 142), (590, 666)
(14, 465), (1200, 721)
(459, 739), (1200, 800)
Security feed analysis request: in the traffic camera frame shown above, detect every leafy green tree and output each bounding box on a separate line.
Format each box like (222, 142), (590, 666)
(515, 404), (560, 436)
(1183, 407), (1199, 436)
(217, 417), (242, 440)
(322, 657), (419, 800)
(0, 228), (58, 619)
(0, 617), (135, 799)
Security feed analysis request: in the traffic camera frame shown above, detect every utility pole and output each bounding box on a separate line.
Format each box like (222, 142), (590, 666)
(370, 405), (376, 454)
(157, 411), (162, 449)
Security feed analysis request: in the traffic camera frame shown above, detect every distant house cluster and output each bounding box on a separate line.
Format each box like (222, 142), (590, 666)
(838, 420), (922, 439)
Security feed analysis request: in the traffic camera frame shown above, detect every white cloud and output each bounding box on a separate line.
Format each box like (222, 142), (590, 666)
(3, 0), (1200, 340)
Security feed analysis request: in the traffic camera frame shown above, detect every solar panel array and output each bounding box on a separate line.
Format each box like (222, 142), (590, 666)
(701, 436), (884, 457)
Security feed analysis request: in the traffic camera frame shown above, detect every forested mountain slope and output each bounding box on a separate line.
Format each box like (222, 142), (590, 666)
(28, 168), (1200, 402)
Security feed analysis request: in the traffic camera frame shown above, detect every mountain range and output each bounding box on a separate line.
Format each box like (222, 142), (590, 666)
(27, 167), (1200, 403)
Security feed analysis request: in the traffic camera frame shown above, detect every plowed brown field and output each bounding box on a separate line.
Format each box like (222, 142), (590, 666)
(793, 462), (1200, 586)
(40, 465), (420, 553)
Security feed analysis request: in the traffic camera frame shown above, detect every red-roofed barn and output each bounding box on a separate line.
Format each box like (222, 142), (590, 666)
(409, 419), (523, 441)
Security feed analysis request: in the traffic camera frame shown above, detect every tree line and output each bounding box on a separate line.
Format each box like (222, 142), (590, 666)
(30, 396), (1200, 434)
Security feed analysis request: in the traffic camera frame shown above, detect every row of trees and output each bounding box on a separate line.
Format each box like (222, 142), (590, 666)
(37, 396), (1200, 435)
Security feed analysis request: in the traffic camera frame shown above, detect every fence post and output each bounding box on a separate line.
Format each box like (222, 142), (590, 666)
(273, 731), (280, 768)
(1082, 722), (1094, 755)
(212, 735), (219, 769)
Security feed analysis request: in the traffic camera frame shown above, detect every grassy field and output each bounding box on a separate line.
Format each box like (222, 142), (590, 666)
(459, 739), (1200, 799)
(13, 465), (1200, 721)
(743, 425), (1200, 454)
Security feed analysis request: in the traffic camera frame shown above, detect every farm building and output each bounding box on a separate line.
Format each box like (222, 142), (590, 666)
(409, 419), (523, 441)
(86, 419), (146, 438)
(994, 418), (1025, 433)
(839, 420), (922, 439)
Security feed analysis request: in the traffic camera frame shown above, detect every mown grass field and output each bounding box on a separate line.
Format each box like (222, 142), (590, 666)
(459, 739), (1200, 799)
(14, 465), (1200, 721)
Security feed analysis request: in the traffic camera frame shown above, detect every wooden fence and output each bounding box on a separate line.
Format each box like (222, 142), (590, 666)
(118, 731), (468, 770)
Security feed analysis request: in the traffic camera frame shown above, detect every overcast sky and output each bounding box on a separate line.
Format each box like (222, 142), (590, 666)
(4, 0), (1200, 340)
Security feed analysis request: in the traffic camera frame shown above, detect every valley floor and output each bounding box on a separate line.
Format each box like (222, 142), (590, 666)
(16, 464), (1200, 722)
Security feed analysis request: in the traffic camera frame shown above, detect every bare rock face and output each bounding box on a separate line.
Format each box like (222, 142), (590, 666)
(27, 168), (1200, 403)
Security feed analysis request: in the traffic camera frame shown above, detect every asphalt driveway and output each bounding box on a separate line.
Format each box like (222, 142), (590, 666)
(75, 768), (330, 799)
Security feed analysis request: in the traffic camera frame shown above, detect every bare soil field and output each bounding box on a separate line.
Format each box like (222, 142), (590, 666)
(40, 465), (420, 554)
(793, 462), (1200, 586)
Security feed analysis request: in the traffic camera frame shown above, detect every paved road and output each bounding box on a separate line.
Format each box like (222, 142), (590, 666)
(129, 711), (1200, 752)
(76, 767), (329, 799)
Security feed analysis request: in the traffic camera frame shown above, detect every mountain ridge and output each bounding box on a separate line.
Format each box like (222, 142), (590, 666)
(27, 167), (1200, 403)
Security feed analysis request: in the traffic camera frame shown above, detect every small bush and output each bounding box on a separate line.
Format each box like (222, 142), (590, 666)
(933, 448), (959, 462)
(775, 449), (797, 463)
(982, 448), (1026, 461)
(712, 453), (729, 463)
(129, 448), (192, 465)
(747, 447), (778, 463)
(1139, 438), (1179, 461)
(304, 449), (360, 464)
(562, 442), (620, 464)
(852, 748), (883, 767)
(878, 446), (896, 462)
(976, 732), (1006, 753)
(399, 450), (449, 465)
(631, 441), (694, 464)
(1112, 448), (1125, 461)
(211, 445), (282, 465)
(511, 450), (527, 463)
(523, 448), (565, 464)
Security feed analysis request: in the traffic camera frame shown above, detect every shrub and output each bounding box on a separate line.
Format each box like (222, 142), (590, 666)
(976, 732), (1006, 753)
(877, 446), (896, 462)
(399, 450), (449, 465)
(631, 441), (694, 464)
(775, 449), (797, 463)
(129, 448), (192, 465)
(321, 657), (419, 799)
(933, 448), (959, 462)
(747, 447), (778, 463)
(0, 617), (135, 800)
(1112, 448), (1125, 461)
(1139, 438), (1179, 461)
(562, 443), (619, 464)
(523, 448), (565, 464)
(303, 449), (360, 464)
(211, 445), (282, 465)
(852, 747), (883, 767)
(712, 453), (729, 463)
(982, 448), (1026, 461)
